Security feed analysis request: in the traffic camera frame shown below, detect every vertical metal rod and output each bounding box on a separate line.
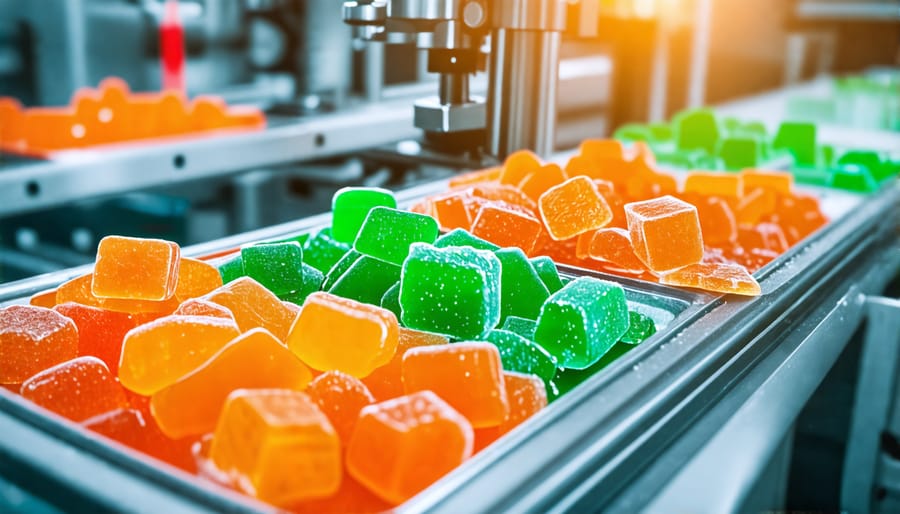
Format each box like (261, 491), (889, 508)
(687, 0), (712, 107)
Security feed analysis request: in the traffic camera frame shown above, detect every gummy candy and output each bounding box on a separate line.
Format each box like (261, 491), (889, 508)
(201, 277), (298, 341)
(625, 195), (704, 273)
(354, 207), (439, 266)
(484, 330), (557, 387)
(362, 327), (448, 402)
(92, 236), (180, 301)
(53, 302), (136, 374)
(306, 370), (375, 445)
(21, 356), (128, 421)
(1, 305), (78, 384)
(660, 262), (761, 296)
(331, 187), (397, 244)
(241, 242), (304, 297)
(471, 204), (543, 256)
(539, 176), (613, 241)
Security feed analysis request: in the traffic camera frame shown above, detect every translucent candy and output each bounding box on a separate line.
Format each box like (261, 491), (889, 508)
(240, 242), (304, 296)
(471, 204), (543, 256)
(21, 356), (128, 421)
(354, 207), (439, 266)
(0, 305), (78, 384)
(741, 169), (793, 195)
(498, 149), (542, 186)
(92, 236), (180, 301)
(736, 187), (777, 225)
(448, 166), (501, 188)
(118, 314), (240, 395)
(303, 228), (352, 274)
(287, 292), (399, 378)
(331, 187), (397, 244)
(518, 163), (567, 201)
(201, 277), (298, 341)
(620, 311), (657, 344)
(529, 256), (564, 293)
(430, 192), (472, 231)
(362, 327), (448, 402)
(29, 289), (57, 308)
(402, 342), (508, 428)
(660, 262), (761, 296)
(379, 282), (402, 319)
(496, 248), (550, 323)
(683, 172), (743, 198)
(534, 277), (630, 369)
(501, 316), (538, 340)
(280, 263), (325, 305)
(54, 302), (136, 374)
(328, 256), (401, 306)
(306, 370), (375, 445)
(484, 329), (557, 387)
(57, 274), (178, 314)
(538, 176), (613, 241)
(399, 243), (501, 340)
(210, 389), (341, 506)
(217, 254), (244, 284)
(587, 228), (647, 273)
(346, 391), (473, 505)
(475, 372), (548, 451)
(434, 228), (500, 252)
(625, 195), (704, 273)
(173, 298), (236, 321)
(151, 328), (313, 438)
(173, 257), (223, 303)
(323, 250), (362, 291)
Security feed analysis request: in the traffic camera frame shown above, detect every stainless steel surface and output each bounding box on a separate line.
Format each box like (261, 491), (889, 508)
(487, 28), (560, 157)
(490, 0), (566, 31)
(841, 296), (900, 514)
(413, 96), (485, 132)
(293, 0), (353, 105)
(0, 101), (419, 217)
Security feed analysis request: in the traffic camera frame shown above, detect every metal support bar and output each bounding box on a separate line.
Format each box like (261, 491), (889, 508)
(841, 296), (900, 514)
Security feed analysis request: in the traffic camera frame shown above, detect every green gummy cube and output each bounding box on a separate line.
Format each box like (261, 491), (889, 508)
(502, 316), (538, 340)
(829, 164), (878, 193)
(331, 187), (397, 243)
(496, 248), (550, 323)
(240, 242), (304, 296)
(328, 255), (401, 306)
(322, 249), (362, 291)
(620, 311), (657, 344)
(400, 243), (501, 340)
(434, 229), (500, 251)
(280, 263), (324, 304)
(354, 207), (440, 265)
(530, 256), (564, 294)
(303, 228), (351, 273)
(717, 137), (761, 170)
(534, 277), (630, 369)
(217, 254), (244, 284)
(791, 166), (831, 187)
(380, 282), (402, 320)
(553, 342), (634, 399)
(673, 108), (722, 155)
(774, 122), (818, 167)
(838, 151), (895, 182)
(614, 123), (653, 142)
(484, 330), (557, 386)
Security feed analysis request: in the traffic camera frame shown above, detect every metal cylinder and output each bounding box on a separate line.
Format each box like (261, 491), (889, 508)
(294, 0), (353, 106)
(487, 28), (560, 158)
(439, 73), (469, 104)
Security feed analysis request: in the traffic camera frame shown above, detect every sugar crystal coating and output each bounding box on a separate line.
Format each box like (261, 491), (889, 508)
(353, 207), (439, 266)
(625, 195), (704, 273)
(539, 176), (613, 241)
(21, 356), (128, 421)
(332, 187), (397, 243)
(92, 236), (180, 301)
(1, 305), (78, 384)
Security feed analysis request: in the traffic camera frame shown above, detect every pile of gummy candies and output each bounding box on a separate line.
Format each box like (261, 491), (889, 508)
(1, 185), (661, 511)
(0, 77), (265, 155)
(416, 139), (829, 295)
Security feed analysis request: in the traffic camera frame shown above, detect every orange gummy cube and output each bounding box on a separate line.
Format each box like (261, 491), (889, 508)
(474, 371), (548, 451)
(118, 315), (240, 395)
(56, 274), (178, 314)
(287, 292), (399, 378)
(448, 167), (501, 188)
(499, 149), (542, 186)
(402, 342), (508, 428)
(346, 391), (473, 505)
(625, 195), (704, 273)
(539, 176), (613, 241)
(54, 302), (136, 375)
(471, 204), (544, 255)
(173, 257), (223, 302)
(694, 196), (738, 245)
(588, 228), (647, 273)
(1, 305), (78, 384)
(21, 356), (128, 421)
(202, 277), (298, 341)
(29, 289), (57, 308)
(683, 172), (743, 198)
(470, 183), (538, 214)
(151, 328), (312, 438)
(736, 187), (777, 225)
(660, 262), (761, 296)
(518, 163), (567, 201)
(738, 223), (789, 253)
(741, 169), (793, 195)
(92, 236), (180, 301)
(431, 192), (472, 231)
(363, 327), (449, 402)
(579, 139), (626, 162)
(173, 298), (236, 321)
(210, 389), (341, 506)
(306, 371), (375, 445)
